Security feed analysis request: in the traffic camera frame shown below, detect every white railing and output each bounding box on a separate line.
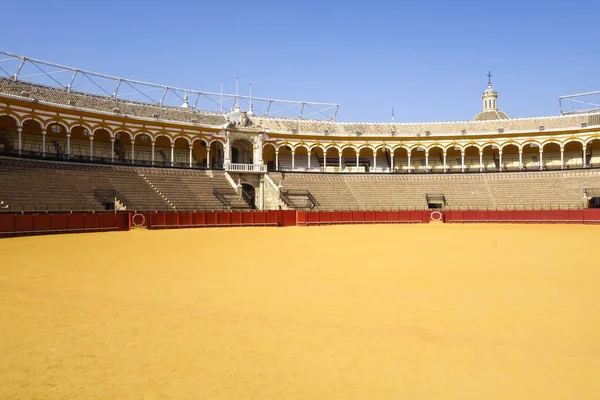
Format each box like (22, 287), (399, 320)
(224, 162), (267, 173)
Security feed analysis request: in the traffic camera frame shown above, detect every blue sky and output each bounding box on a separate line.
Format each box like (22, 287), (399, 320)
(3, 0), (600, 122)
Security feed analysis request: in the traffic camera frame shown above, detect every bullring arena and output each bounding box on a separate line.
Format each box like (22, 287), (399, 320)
(1, 51), (600, 399)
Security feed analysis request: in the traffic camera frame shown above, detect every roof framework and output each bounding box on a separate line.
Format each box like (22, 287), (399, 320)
(0, 50), (340, 121)
(560, 91), (600, 115)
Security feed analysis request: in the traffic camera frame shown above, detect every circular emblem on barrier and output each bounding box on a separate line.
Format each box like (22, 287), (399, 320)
(430, 211), (443, 222)
(132, 213), (146, 227)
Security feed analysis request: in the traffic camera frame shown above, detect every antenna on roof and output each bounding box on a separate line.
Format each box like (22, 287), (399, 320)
(233, 77), (240, 112)
(248, 83), (254, 115)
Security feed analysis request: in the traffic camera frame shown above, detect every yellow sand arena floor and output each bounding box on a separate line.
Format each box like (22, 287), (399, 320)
(1, 224), (599, 399)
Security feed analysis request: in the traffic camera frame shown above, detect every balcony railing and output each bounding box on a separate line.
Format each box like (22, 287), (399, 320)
(224, 162), (267, 173)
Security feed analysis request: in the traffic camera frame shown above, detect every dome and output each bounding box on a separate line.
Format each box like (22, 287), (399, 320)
(473, 110), (510, 121)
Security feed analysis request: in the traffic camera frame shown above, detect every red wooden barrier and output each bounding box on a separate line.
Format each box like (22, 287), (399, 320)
(0, 214), (15, 233)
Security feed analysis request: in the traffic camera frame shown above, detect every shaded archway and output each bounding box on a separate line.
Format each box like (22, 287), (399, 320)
(262, 143), (276, 171)
(324, 147), (340, 171)
(410, 146), (426, 173)
(0, 115), (18, 153)
(522, 143), (541, 170)
(501, 143), (520, 170)
(564, 140), (583, 168)
(587, 138), (600, 167)
(358, 147), (374, 172)
(153, 135), (171, 166)
(393, 147), (408, 173)
(133, 133), (152, 164)
(69, 126), (91, 159)
(21, 119), (43, 154)
(294, 146), (309, 170)
(93, 129), (113, 161)
(542, 142), (561, 170)
(277, 145), (293, 170)
(375, 148), (390, 172)
(311, 146), (324, 170)
(46, 122), (68, 158)
(210, 141), (225, 168)
(241, 183), (256, 209)
(191, 138), (208, 168)
(463, 145), (480, 172)
(342, 147), (357, 171)
(231, 138), (253, 164)
(428, 146), (444, 173)
(114, 131), (131, 162)
(446, 145), (462, 172)
(173, 137), (190, 167)
(481, 144), (500, 172)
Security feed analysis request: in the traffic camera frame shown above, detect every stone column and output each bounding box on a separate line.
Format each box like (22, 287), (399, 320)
(582, 146), (587, 168)
(407, 153), (412, 173)
(390, 153), (394, 172)
(131, 142), (135, 163)
(498, 151), (503, 171)
(89, 136), (94, 160)
(338, 153), (342, 170)
(539, 149), (544, 170)
(66, 133), (71, 158)
(17, 127), (22, 155)
(323, 151), (327, 169)
(518, 150), (523, 170)
(373, 152), (377, 171)
(308, 151), (311, 169)
(356, 153), (359, 168)
(560, 148), (564, 169)
(425, 153), (429, 172)
(479, 151), (483, 172)
(189, 145), (193, 168)
(461, 150), (465, 172)
(275, 150), (279, 170)
(41, 129), (46, 157)
(110, 138), (115, 162)
(291, 150), (295, 170)
(206, 147), (211, 168)
(443, 152), (447, 172)
(151, 141), (155, 165)
(170, 143), (174, 166)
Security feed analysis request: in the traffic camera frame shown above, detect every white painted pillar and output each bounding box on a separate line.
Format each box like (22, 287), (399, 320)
(291, 150), (295, 170)
(338, 153), (342, 169)
(560, 148), (564, 169)
(131, 142), (135, 163)
(110, 139), (115, 162)
(41, 129), (46, 157)
(390, 153), (394, 172)
(17, 127), (22, 154)
(66, 133), (71, 158)
(275, 150), (279, 170)
(582, 146), (587, 168)
(479, 151), (483, 172)
(151, 142), (155, 165)
(498, 151), (503, 171)
(89, 136), (94, 160)
(518, 150), (523, 170)
(539, 149), (543, 170)
(308, 151), (311, 169)
(373, 152), (377, 171)
(206, 147), (211, 168)
(425, 153), (429, 172)
(443, 152), (447, 172)
(461, 150), (465, 172)
(407, 153), (412, 173)
(323, 152), (327, 168)
(189, 145), (193, 168)
(170, 143), (174, 166)
(356, 153), (359, 167)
